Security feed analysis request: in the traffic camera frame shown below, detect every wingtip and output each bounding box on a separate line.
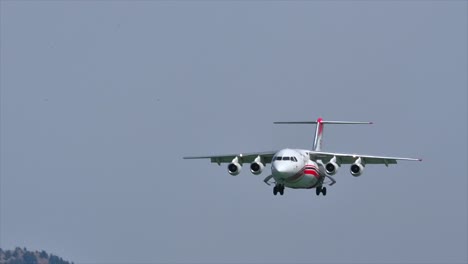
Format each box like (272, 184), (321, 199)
(418, 158), (423, 162)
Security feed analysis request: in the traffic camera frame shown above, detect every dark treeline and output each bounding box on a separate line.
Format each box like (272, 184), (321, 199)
(0, 248), (73, 264)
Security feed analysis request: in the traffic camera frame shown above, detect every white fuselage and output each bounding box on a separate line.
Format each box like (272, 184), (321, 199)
(271, 149), (324, 189)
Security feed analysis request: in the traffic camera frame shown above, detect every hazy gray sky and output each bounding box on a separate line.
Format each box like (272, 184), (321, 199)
(1, 1), (467, 263)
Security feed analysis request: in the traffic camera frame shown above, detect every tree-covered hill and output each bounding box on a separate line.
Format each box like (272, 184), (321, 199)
(0, 248), (73, 264)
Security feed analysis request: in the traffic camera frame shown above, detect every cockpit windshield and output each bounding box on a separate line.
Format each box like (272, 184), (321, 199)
(274, 156), (298, 162)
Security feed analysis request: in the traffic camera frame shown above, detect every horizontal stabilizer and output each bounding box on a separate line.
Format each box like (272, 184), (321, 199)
(274, 121), (373, 124)
(274, 118), (372, 151)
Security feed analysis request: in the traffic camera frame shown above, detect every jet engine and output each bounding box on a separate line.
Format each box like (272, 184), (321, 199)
(228, 162), (242, 176)
(350, 163), (364, 177)
(250, 162), (264, 175)
(325, 156), (339, 176)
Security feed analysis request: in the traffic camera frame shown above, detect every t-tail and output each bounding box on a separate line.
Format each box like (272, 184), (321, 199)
(274, 117), (373, 151)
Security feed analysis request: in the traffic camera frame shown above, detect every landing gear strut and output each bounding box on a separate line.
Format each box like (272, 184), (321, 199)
(273, 184), (285, 196)
(315, 186), (327, 196)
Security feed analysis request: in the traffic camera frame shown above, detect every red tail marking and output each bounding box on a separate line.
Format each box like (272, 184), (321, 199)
(317, 117), (324, 135)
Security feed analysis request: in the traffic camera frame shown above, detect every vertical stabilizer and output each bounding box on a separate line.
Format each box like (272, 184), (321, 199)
(313, 118), (324, 151)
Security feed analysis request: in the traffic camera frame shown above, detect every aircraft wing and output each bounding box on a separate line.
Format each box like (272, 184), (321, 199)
(183, 151), (277, 164)
(309, 151), (422, 165)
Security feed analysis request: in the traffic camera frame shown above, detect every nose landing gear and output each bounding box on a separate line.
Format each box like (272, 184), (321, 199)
(273, 184), (285, 196)
(315, 186), (327, 196)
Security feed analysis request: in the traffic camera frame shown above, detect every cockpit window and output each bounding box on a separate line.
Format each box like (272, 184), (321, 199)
(275, 156), (298, 161)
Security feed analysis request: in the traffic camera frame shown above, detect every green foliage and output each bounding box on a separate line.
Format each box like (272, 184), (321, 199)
(49, 254), (60, 264)
(8, 258), (26, 264)
(22, 251), (37, 264)
(0, 248), (72, 264)
(12, 248), (21, 258)
(39, 250), (48, 259)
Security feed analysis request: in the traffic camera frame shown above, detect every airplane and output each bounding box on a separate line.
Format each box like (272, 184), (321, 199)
(183, 117), (421, 196)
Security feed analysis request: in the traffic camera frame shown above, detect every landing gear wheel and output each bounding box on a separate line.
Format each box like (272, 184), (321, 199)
(274, 185), (284, 196)
(279, 185), (284, 196)
(316, 186), (322, 196)
(322, 187), (327, 196)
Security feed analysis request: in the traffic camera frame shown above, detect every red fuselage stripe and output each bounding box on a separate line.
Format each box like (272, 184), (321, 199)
(286, 165), (321, 181)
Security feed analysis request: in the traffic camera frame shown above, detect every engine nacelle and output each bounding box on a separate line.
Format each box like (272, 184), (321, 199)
(350, 163), (364, 177)
(325, 161), (339, 176)
(228, 162), (242, 176)
(250, 162), (264, 175)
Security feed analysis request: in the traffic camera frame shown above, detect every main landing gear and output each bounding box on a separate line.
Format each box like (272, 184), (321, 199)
(273, 184), (285, 196)
(316, 186), (327, 196)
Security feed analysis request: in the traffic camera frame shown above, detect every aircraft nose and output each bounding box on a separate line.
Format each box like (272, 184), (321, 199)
(272, 163), (294, 179)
